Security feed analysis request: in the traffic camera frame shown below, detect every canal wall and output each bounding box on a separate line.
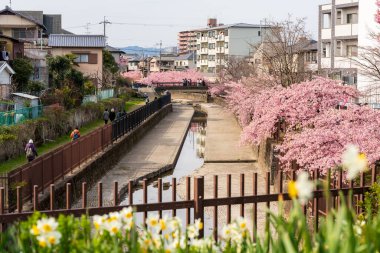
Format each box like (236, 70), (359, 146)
(32, 104), (174, 210)
(170, 90), (208, 102)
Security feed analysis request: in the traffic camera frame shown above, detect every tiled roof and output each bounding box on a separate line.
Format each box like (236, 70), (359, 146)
(48, 34), (106, 48)
(0, 6), (46, 29)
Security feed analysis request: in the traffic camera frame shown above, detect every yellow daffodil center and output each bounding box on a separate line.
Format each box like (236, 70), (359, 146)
(31, 225), (40, 235)
(108, 217), (117, 222)
(165, 249), (171, 253)
(48, 236), (56, 245)
(240, 223), (246, 229)
(42, 224), (52, 233)
(164, 234), (169, 240)
(111, 227), (119, 234)
(150, 219), (158, 226)
(288, 181), (298, 199)
(94, 222), (100, 230)
(358, 153), (367, 162)
(198, 222), (203, 230)
(125, 212), (133, 219)
(160, 220), (167, 230)
(39, 240), (47, 248)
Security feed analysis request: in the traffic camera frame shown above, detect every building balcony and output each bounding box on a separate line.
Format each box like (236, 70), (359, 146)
(200, 48), (208, 54)
(335, 24), (358, 37)
(200, 37), (208, 42)
(200, 59), (208, 65)
(335, 0), (358, 5)
(321, 28), (331, 40)
(321, 4), (332, 11)
(216, 35), (225, 41)
(216, 47), (225, 53)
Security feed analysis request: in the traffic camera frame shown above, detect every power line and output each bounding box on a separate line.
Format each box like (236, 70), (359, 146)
(63, 22), (200, 30)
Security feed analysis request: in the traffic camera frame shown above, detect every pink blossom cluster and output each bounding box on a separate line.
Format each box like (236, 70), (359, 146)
(140, 70), (206, 86)
(223, 77), (380, 173)
(121, 71), (143, 81)
(376, 0), (380, 24)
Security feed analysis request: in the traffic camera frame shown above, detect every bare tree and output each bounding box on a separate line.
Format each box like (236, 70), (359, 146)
(251, 16), (312, 87)
(351, 33), (380, 82)
(218, 56), (256, 83)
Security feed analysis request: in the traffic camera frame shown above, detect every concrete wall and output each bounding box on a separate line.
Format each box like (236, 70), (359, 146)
(228, 27), (262, 57)
(170, 91), (208, 102)
(0, 69), (11, 84)
(36, 104), (173, 210)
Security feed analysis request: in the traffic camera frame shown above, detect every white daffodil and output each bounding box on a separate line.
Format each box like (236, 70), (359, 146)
(104, 219), (122, 235)
(235, 217), (248, 231)
(30, 225), (40, 236)
(194, 219), (203, 231)
(36, 217), (59, 234)
(93, 215), (107, 231)
(120, 207), (133, 222)
(169, 217), (182, 231)
(159, 216), (168, 232)
(147, 214), (160, 229)
(107, 212), (121, 223)
(187, 225), (199, 239)
(123, 219), (134, 231)
(37, 231), (62, 248)
(221, 224), (232, 240)
(288, 171), (313, 205)
(342, 144), (368, 180)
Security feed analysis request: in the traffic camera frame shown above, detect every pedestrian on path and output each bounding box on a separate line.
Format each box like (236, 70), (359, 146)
(121, 109), (127, 118)
(25, 139), (38, 162)
(145, 97), (150, 104)
(70, 127), (81, 141)
(109, 108), (116, 122)
(103, 109), (109, 124)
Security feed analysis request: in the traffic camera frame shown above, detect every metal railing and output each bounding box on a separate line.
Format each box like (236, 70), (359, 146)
(0, 168), (376, 237)
(4, 95), (172, 211)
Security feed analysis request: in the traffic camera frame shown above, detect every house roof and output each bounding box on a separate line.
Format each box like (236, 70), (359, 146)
(199, 23), (271, 31)
(0, 34), (23, 43)
(106, 45), (125, 54)
(11, 93), (39, 99)
(176, 52), (195, 61)
(48, 34), (106, 48)
(0, 61), (15, 75)
(0, 6), (46, 30)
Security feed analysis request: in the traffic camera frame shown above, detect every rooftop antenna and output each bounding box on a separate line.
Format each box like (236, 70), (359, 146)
(85, 22), (91, 35)
(9, 0), (11, 8)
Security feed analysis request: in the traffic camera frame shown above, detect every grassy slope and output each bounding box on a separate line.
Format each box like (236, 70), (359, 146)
(0, 120), (103, 173)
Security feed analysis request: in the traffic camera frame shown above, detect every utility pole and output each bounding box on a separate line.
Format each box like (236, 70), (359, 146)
(99, 16), (111, 42)
(159, 40), (162, 72)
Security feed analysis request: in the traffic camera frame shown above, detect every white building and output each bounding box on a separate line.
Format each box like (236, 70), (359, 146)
(318, 0), (359, 86)
(0, 61), (15, 99)
(318, 0), (380, 105)
(196, 23), (268, 76)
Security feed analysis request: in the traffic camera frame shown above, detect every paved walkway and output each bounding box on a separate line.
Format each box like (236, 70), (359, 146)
(177, 103), (275, 234)
(73, 104), (194, 208)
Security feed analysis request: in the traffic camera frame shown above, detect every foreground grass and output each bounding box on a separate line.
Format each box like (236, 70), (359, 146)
(0, 120), (103, 173)
(125, 98), (144, 112)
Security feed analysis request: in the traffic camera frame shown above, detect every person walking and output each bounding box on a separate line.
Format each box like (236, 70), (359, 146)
(70, 127), (81, 141)
(25, 139), (38, 162)
(145, 97), (150, 104)
(121, 109), (127, 118)
(109, 108), (116, 122)
(116, 109), (122, 119)
(103, 109), (110, 124)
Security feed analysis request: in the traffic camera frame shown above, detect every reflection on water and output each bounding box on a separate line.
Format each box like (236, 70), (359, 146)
(120, 121), (212, 232)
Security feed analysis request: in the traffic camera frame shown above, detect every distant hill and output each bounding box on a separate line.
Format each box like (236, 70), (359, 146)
(120, 46), (177, 57)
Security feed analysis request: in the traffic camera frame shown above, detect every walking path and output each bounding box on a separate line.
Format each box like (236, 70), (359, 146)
(177, 103), (276, 234)
(73, 104), (194, 207)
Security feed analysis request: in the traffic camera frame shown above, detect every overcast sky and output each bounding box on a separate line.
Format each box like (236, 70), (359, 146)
(7, 0), (328, 48)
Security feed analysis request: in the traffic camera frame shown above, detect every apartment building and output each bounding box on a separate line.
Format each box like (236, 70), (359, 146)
(195, 21), (267, 75)
(318, 0), (359, 85)
(178, 30), (197, 55)
(319, 0), (380, 104)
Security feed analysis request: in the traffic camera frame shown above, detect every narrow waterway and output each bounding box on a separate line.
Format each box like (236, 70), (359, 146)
(119, 119), (214, 233)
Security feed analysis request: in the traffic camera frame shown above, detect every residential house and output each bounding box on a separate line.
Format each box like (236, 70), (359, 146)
(106, 45), (127, 71)
(127, 56), (141, 72)
(196, 19), (270, 76)
(149, 55), (176, 72)
(48, 34), (106, 87)
(174, 52), (196, 70)
(0, 34), (24, 61)
(0, 61), (15, 99)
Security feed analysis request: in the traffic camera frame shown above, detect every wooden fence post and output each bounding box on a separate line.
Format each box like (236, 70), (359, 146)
(194, 177), (204, 238)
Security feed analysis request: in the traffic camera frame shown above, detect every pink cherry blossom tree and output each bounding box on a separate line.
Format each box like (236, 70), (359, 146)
(278, 106), (380, 173)
(121, 71), (143, 81)
(140, 70), (206, 86)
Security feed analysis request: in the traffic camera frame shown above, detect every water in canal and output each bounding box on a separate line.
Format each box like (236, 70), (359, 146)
(119, 119), (214, 234)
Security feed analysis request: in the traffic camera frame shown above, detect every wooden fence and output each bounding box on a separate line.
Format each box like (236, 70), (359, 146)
(0, 168), (376, 238)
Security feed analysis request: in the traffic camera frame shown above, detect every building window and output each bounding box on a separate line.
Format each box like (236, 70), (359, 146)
(322, 43), (330, 58)
(258, 31), (261, 36)
(336, 41), (342, 57)
(225, 42), (229, 49)
(208, 55), (215, 61)
(323, 13), (331, 29)
(208, 43), (215, 49)
(347, 45), (358, 57)
(347, 13), (358, 24)
(336, 10), (342, 25)
(74, 54), (89, 63)
(255, 59), (261, 64)
(208, 67), (215, 73)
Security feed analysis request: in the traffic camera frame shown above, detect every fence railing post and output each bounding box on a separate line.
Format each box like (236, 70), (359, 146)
(0, 187), (4, 232)
(194, 176), (204, 238)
